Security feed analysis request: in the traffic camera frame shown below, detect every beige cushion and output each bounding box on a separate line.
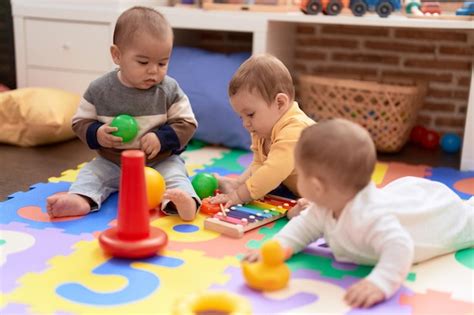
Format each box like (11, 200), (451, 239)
(0, 88), (80, 147)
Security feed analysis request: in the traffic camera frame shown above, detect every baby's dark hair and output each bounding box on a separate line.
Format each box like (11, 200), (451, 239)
(113, 6), (172, 48)
(228, 54), (295, 105)
(296, 119), (376, 192)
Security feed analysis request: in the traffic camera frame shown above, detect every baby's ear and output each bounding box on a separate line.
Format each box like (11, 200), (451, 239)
(310, 176), (324, 195)
(275, 93), (290, 110)
(110, 45), (121, 65)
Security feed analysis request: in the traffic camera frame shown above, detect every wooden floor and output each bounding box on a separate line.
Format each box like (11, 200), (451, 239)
(0, 137), (461, 201)
(0, 139), (95, 201)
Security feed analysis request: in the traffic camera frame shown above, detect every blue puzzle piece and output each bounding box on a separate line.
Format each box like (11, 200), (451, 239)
(426, 167), (474, 200)
(57, 255), (183, 305)
(0, 182), (119, 235)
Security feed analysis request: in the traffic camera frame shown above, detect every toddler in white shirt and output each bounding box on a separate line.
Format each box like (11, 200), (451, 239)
(244, 118), (473, 308)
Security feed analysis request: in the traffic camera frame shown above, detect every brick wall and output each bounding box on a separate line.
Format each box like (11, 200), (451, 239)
(294, 24), (473, 136)
(0, 0), (16, 89)
(179, 25), (472, 136)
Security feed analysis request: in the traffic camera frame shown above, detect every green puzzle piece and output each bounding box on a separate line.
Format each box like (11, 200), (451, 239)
(455, 247), (474, 269)
(209, 150), (249, 172)
(288, 252), (372, 279)
(247, 219), (288, 250)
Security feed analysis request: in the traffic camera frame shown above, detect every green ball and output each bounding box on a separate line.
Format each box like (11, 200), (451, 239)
(110, 114), (138, 143)
(192, 172), (218, 199)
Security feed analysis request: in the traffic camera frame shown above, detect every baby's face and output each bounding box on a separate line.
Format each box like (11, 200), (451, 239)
(114, 32), (172, 90)
(230, 89), (282, 140)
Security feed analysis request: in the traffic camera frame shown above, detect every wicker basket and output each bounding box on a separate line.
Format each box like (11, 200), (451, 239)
(298, 75), (426, 152)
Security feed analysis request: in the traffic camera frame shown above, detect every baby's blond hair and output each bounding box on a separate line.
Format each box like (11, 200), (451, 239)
(296, 119), (376, 192)
(113, 6), (172, 48)
(228, 54), (295, 105)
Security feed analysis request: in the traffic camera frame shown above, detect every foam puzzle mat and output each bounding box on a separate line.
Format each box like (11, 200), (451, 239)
(1, 140), (473, 314)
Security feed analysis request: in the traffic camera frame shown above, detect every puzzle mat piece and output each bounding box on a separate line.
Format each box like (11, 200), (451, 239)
(246, 218), (289, 250)
(455, 247), (474, 269)
(379, 162), (429, 187)
(212, 267), (413, 314)
(403, 249), (474, 302)
(0, 303), (33, 315)
(0, 222), (93, 294)
(190, 148), (249, 177)
(237, 151), (253, 169)
(294, 245), (474, 312)
(426, 167), (474, 199)
(288, 246), (373, 280)
(400, 290), (474, 315)
(0, 303), (74, 315)
(4, 239), (238, 314)
(153, 213), (266, 258)
(193, 166), (240, 177)
(248, 238), (471, 313)
(181, 145), (231, 176)
(48, 163), (87, 183)
(0, 182), (119, 235)
(206, 149), (250, 173)
(372, 162), (389, 186)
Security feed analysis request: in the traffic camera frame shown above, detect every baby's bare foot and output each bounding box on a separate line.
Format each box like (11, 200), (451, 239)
(46, 193), (91, 218)
(215, 174), (239, 194)
(164, 189), (197, 221)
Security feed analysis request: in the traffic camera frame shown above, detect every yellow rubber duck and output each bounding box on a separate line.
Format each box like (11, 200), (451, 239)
(241, 240), (290, 291)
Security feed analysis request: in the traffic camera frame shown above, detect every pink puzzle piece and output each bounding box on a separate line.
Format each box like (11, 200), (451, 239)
(167, 225), (267, 258)
(400, 290), (474, 314)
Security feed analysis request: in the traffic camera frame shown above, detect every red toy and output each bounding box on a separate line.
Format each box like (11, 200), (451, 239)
(420, 2), (441, 14)
(200, 198), (223, 215)
(410, 125), (427, 144)
(421, 130), (440, 150)
(99, 150), (168, 258)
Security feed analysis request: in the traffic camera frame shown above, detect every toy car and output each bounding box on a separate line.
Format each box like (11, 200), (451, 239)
(350, 0), (401, 17)
(300, 0), (401, 16)
(300, 0), (349, 15)
(456, 1), (474, 15)
(420, 2), (441, 14)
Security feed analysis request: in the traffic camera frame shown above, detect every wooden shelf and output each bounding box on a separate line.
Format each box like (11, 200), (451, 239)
(159, 6), (473, 30)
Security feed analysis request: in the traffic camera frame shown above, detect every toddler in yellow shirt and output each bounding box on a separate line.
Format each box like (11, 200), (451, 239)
(210, 54), (314, 214)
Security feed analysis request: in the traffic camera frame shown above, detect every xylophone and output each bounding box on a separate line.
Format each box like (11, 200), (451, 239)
(202, 195), (296, 238)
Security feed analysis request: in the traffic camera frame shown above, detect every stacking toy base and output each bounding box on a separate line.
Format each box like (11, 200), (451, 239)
(99, 226), (168, 259)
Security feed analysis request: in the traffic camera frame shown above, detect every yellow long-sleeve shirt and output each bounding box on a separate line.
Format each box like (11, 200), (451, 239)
(245, 102), (315, 199)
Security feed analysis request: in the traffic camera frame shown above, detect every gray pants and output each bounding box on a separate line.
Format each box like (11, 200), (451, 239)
(69, 155), (199, 214)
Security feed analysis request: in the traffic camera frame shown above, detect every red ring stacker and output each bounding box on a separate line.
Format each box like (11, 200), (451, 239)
(99, 150), (168, 258)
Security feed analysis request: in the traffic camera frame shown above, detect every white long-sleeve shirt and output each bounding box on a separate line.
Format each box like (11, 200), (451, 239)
(275, 177), (474, 298)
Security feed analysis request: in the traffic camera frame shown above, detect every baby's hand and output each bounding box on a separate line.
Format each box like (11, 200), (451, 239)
(97, 124), (123, 148)
(209, 191), (241, 208)
(287, 198), (310, 219)
(140, 133), (161, 159)
(242, 250), (260, 263)
(344, 279), (385, 308)
(215, 174), (240, 194)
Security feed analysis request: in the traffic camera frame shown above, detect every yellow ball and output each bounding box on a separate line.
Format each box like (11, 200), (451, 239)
(144, 167), (166, 210)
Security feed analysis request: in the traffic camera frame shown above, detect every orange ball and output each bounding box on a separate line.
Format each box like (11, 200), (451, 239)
(144, 167), (166, 210)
